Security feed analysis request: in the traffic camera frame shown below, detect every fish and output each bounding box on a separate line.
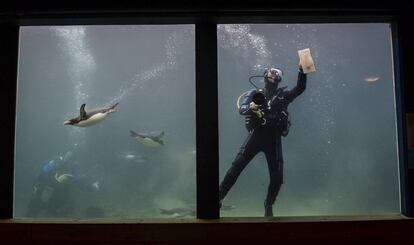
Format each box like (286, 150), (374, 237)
(364, 76), (379, 83)
(159, 207), (195, 217)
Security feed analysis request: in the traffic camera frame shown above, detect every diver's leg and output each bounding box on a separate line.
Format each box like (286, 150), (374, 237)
(63, 190), (75, 217)
(26, 188), (43, 217)
(219, 132), (260, 203)
(263, 145), (283, 217)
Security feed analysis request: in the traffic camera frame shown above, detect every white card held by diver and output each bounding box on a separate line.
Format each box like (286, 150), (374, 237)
(298, 48), (316, 74)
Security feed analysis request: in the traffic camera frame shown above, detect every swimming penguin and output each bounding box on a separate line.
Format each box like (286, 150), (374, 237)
(64, 103), (119, 127)
(130, 130), (164, 147)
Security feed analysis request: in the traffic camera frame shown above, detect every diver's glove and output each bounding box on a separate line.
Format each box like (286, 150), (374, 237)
(249, 102), (264, 118)
(32, 186), (38, 195)
(253, 109), (265, 118)
(91, 181), (100, 190)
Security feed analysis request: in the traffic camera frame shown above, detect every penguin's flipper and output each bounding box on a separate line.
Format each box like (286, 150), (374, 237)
(80, 104), (87, 120)
(130, 130), (139, 137)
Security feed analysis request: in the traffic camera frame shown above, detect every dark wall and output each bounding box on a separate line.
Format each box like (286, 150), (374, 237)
(1, 218), (414, 244)
(1, 1), (413, 243)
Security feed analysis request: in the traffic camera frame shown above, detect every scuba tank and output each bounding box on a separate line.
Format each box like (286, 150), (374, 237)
(236, 76), (266, 111)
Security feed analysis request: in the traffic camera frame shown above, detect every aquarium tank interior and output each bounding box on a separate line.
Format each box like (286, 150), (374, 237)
(218, 23), (400, 217)
(14, 25), (196, 219)
(14, 23), (400, 219)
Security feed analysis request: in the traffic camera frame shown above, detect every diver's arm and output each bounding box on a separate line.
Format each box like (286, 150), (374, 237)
(239, 89), (256, 115)
(72, 175), (97, 192)
(285, 71), (307, 102)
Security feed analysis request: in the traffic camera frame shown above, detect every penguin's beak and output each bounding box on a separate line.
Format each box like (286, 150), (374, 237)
(63, 120), (71, 125)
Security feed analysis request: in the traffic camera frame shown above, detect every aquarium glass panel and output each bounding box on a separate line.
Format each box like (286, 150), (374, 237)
(218, 24), (400, 217)
(14, 25), (196, 219)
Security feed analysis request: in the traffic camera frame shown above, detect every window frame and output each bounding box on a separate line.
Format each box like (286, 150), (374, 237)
(0, 9), (410, 221)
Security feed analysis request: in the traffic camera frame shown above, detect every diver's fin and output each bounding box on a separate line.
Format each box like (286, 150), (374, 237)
(130, 130), (139, 137)
(80, 104), (86, 120)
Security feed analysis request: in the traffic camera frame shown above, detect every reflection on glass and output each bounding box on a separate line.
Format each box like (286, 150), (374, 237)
(14, 25), (196, 218)
(218, 24), (400, 217)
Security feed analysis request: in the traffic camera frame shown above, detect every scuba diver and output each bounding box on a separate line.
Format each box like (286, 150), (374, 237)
(219, 64), (307, 217)
(26, 151), (99, 217)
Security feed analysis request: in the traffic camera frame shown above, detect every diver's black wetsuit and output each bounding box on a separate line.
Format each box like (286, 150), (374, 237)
(219, 71), (306, 211)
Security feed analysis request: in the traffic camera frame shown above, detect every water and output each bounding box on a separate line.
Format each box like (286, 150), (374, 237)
(14, 23), (400, 219)
(15, 25), (196, 218)
(218, 23), (400, 217)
